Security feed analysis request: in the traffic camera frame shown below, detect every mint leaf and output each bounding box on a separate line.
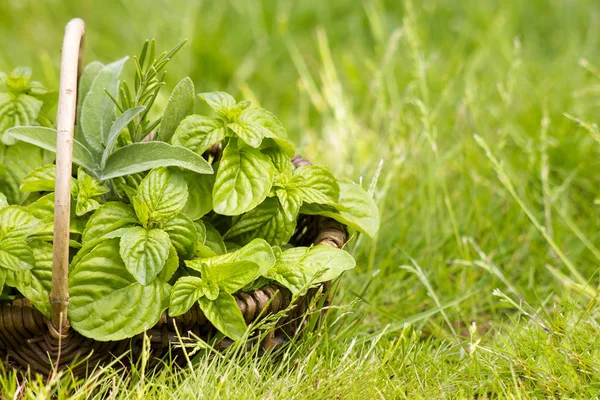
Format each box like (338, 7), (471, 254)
(0, 142), (44, 204)
(263, 146), (293, 176)
(69, 239), (170, 341)
(157, 77), (195, 143)
(0, 205), (38, 239)
(101, 141), (213, 180)
(82, 202), (139, 244)
(291, 165), (339, 205)
(228, 107), (287, 148)
(81, 57), (128, 155)
(0, 88), (43, 142)
(19, 164), (56, 193)
(198, 291), (247, 340)
(171, 115), (227, 155)
(0, 239), (34, 271)
(205, 260), (259, 294)
(162, 213), (197, 259)
(192, 238), (275, 276)
(135, 167), (188, 225)
(182, 170), (214, 221)
(200, 220), (226, 256)
(213, 139), (274, 215)
(300, 179), (379, 238)
(120, 226), (171, 285)
(198, 92), (237, 120)
(75, 168), (109, 216)
(0, 193), (7, 209)
(168, 276), (205, 317)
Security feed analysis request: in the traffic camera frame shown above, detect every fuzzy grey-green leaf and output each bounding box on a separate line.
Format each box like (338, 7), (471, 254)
(158, 77), (195, 143)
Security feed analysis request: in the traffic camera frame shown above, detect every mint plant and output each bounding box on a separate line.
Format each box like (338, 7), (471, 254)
(0, 41), (380, 343)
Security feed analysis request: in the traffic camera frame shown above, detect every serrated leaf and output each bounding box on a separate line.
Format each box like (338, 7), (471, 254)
(19, 164), (56, 192)
(157, 77), (195, 143)
(291, 165), (339, 205)
(101, 106), (146, 169)
(69, 239), (170, 341)
(135, 167), (188, 224)
(162, 213), (197, 259)
(75, 168), (109, 216)
(206, 261), (259, 294)
(182, 171), (214, 221)
(0, 142), (44, 204)
(265, 245), (356, 295)
(228, 107), (286, 148)
(120, 226), (171, 285)
(198, 92), (237, 120)
(0, 193), (8, 209)
(300, 179), (379, 238)
(82, 202), (139, 244)
(191, 238), (275, 276)
(171, 115), (227, 155)
(0, 205), (38, 239)
(71, 226), (133, 267)
(198, 291), (247, 340)
(263, 146), (293, 175)
(202, 220), (226, 255)
(7, 240), (52, 316)
(168, 276), (205, 317)
(158, 246), (179, 283)
(101, 141), (213, 180)
(213, 139), (274, 215)
(6, 126), (96, 173)
(0, 239), (34, 271)
(0, 91), (43, 139)
(81, 57), (128, 155)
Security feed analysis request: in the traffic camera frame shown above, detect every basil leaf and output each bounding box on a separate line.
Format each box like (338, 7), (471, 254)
(299, 179), (379, 238)
(157, 77), (195, 143)
(101, 141), (213, 180)
(69, 239), (170, 341)
(19, 164), (55, 192)
(135, 167), (188, 225)
(82, 202), (139, 244)
(81, 57), (128, 155)
(75, 168), (109, 216)
(213, 139), (274, 215)
(0, 239), (34, 271)
(0, 205), (39, 239)
(119, 226), (171, 285)
(291, 165), (339, 205)
(168, 276), (205, 317)
(171, 115), (227, 155)
(101, 106), (146, 169)
(265, 245), (356, 295)
(198, 92), (237, 120)
(198, 291), (247, 340)
(162, 213), (197, 260)
(182, 170), (214, 221)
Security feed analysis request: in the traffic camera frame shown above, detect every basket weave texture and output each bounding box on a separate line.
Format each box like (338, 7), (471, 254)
(0, 20), (348, 376)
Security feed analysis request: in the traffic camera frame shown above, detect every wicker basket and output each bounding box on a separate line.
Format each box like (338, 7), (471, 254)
(0, 19), (348, 376)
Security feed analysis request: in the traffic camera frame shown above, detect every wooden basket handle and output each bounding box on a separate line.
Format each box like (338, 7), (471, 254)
(50, 18), (86, 335)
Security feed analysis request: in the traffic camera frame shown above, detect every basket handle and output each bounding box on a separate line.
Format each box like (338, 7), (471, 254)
(50, 18), (86, 335)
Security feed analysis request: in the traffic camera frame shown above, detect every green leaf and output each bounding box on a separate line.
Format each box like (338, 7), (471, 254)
(0, 205), (38, 239)
(0, 91), (43, 141)
(120, 226), (171, 285)
(0, 193), (8, 209)
(300, 179), (379, 238)
(7, 240), (52, 316)
(191, 238), (276, 276)
(158, 245), (179, 282)
(207, 261), (259, 294)
(291, 165), (339, 205)
(202, 220), (227, 255)
(6, 127), (96, 173)
(213, 139), (274, 215)
(71, 226), (133, 267)
(81, 57), (128, 155)
(182, 171), (214, 221)
(157, 77), (195, 143)
(168, 276), (205, 317)
(101, 106), (146, 169)
(81, 202), (139, 244)
(171, 115), (227, 154)
(76, 61), (104, 142)
(0, 239), (34, 271)
(75, 168), (109, 216)
(0, 142), (45, 204)
(225, 194), (299, 246)
(198, 291), (247, 340)
(135, 167), (188, 225)
(19, 164), (55, 192)
(101, 141), (213, 180)
(263, 146), (293, 175)
(228, 107), (286, 148)
(198, 92), (237, 120)
(265, 245), (356, 295)
(69, 239), (170, 341)
(162, 213), (197, 259)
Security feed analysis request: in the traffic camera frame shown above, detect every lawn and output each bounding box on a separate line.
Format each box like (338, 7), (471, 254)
(1, 0), (600, 398)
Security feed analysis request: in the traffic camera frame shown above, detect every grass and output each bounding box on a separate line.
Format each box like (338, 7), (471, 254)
(2, 0), (600, 397)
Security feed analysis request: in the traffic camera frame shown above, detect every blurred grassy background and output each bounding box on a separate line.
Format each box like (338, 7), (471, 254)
(2, 0), (600, 396)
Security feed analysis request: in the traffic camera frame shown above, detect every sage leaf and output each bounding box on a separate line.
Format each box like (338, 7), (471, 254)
(119, 226), (171, 285)
(69, 239), (170, 341)
(213, 139), (274, 215)
(76, 61), (104, 143)
(157, 77), (195, 143)
(101, 141), (213, 180)
(198, 291), (247, 340)
(101, 105), (146, 169)
(135, 167), (188, 224)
